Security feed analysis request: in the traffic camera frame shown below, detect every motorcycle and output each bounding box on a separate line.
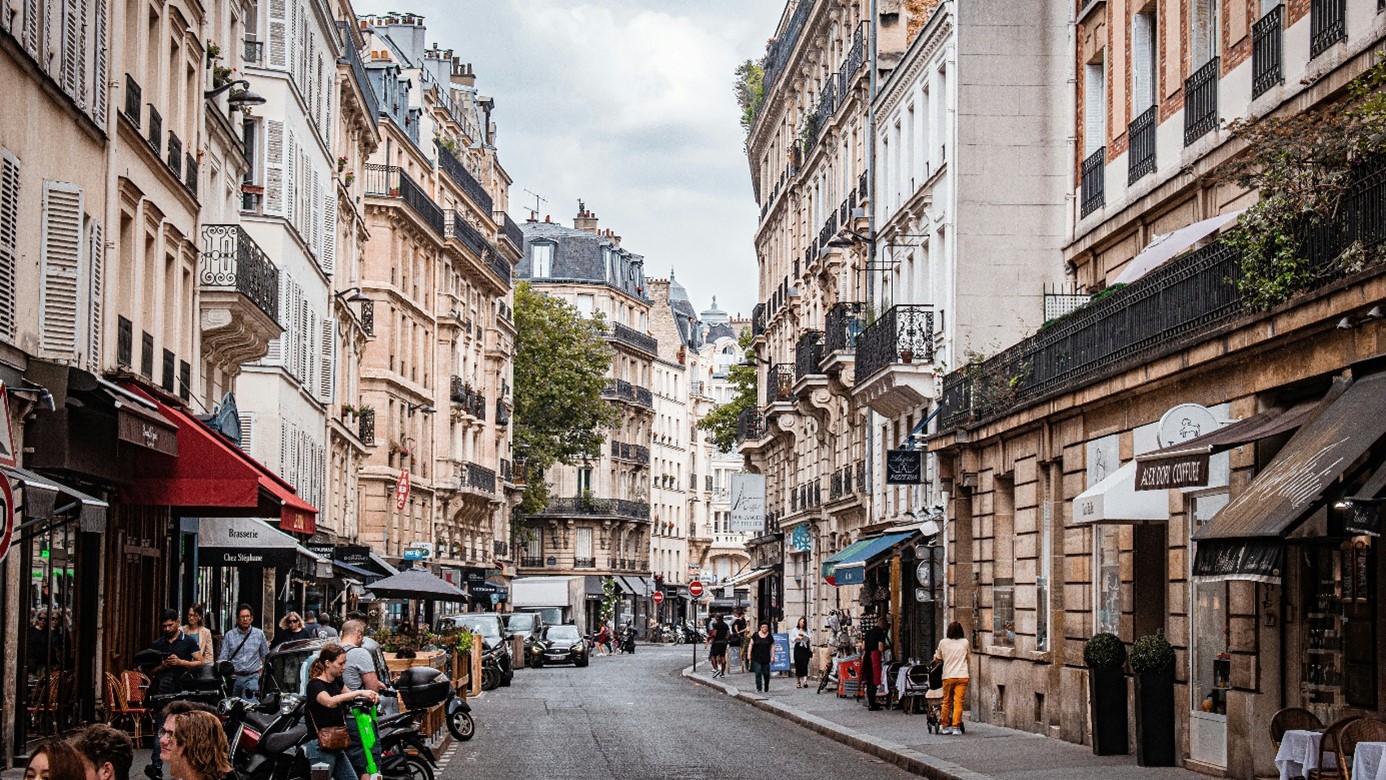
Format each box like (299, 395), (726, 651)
(222, 692), (309, 780)
(618, 628), (636, 654)
(479, 645), (507, 691)
(394, 666), (473, 742)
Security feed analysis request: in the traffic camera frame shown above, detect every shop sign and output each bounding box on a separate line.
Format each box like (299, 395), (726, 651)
(790, 524), (812, 553)
(1192, 538), (1283, 583)
(0, 477), (13, 563)
(334, 544), (373, 566)
(1157, 403), (1219, 447)
(394, 469), (411, 510)
(728, 474), (765, 533)
(306, 542), (335, 558)
(885, 449), (923, 484)
(1344, 500), (1382, 537)
(200, 546), (296, 567)
(280, 509), (314, 535)
(116, 408), (178, 456)
(1135, 452), (1211, 490)
(0, 382), (16, 468)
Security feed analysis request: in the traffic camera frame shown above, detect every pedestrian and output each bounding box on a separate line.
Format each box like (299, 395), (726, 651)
(791, 617), (812, 688)
(934, 621), (971, 735)
(272, 611), (316, 647)
(749, 622), (774, 692)
(595, 624), (609, 656)
(339, 620), (385, 775)
(182, 604), (213, 664)
(158, 708), (231, 780)
(305, 611), (339, 640)
(218, 604), (269, 699)
(730, 611), (747, 672)
(24, 740), (88, 780)
(862, 616), (887, 711)
(141, 610), (201, 780)
(306, 644), (377, 780)
(706, 614), (730, 678)
(73, 724), (134, 780)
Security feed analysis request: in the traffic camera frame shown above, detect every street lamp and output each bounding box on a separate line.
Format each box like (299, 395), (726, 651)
(203, 79), (266, 109)
(334, 287), (371, 304)
(406, 402), (436, 416)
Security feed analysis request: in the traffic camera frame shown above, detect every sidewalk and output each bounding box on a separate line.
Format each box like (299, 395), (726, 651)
(683, 666), (1204, 780)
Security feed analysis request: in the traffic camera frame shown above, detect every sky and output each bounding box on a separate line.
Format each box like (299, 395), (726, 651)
(353, 0), (786, 320)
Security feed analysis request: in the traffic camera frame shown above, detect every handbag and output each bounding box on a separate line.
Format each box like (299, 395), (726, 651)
(316, 725), (350, 751)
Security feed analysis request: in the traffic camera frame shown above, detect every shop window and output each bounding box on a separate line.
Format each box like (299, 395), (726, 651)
(1301, 540), (1377, 714)
(24, 522), (80, 736)
(1191, 491), (1230, 716)
(1037, 494), (1053, 652)
(1095, 525), (1121, 635)
(993, 578), (1015, 648)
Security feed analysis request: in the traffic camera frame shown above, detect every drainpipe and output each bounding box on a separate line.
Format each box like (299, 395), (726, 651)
(865, 0), (878, 521)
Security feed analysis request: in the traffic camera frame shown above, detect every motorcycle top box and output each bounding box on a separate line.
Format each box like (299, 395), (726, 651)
(393, 667), (451, 709)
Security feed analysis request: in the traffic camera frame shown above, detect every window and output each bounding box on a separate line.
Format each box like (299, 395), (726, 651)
(1190, 0), (1219, 68)
(1095, 525), (1121, 635)
(577, 466), (593, 494)
(993, 578), (1015, 648)
(1132, 7), (1157, 113)
(1190, 491), (1229, 715)
(526, 536), (540, 560)
(576, 293), (594, 316)
(1037, 499), (1053, 652)
(1084, 56), (1106, 156)
(576, 527), (593, 560)
(531, 243), (553, 278)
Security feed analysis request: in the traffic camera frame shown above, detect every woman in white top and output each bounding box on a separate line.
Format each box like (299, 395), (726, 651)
(183, 604), (214, 663)
(790, 617), (813, 687)
(934, 621), (970, 735)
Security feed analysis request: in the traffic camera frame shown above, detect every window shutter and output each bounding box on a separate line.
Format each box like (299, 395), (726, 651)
(42, 0), (54, 69)
(267, 0), (287, 68)
(91, 0), (107, 129)
(238, 412), (254, 454)
(87, 218), (102, 370)
(321, 192), (336, 275)
(311, 167), (321, 261)
(284, 129), (296, 225)
(0, 153), (19, 343)
(1132, 13), (1154, 113)
(264, 119), (285, 216)
(1084, 61), (1106, 156)
(279, 419), (288, 474)
(304, 305), (317, 393)
(59, 0), (81, 105)
(40, 181), (83, 358)
(21, 0), (38, 55)
(296, 284), (308, 382)
(319, 316), (336, 403)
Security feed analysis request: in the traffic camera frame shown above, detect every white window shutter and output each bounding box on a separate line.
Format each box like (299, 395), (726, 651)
(1132, 13), (1154, 114)
(21, 0), (38, 55)
(279, 419), (288, 473)
(91, 0), (107, 129)
(264, 119), (285, 216)
(1084, 61), (1106, 156)
(304, 305), (317, 393)
(42, 0), (54, 71)
(319, 316), (336, 403)
(284, 129), (296, 225)
(59, 0), (80, 104)
(321, 192), (336, 275)
(87, 218), (102, 370)
(238, 412), (255, 454)
(267, 0), (287, 68)
(0, 153), (19, 343)
(39, 181), (83, 358)
(311, 168), (321, 261)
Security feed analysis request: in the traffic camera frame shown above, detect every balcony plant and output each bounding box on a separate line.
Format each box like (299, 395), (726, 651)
(1130, 632), (1176, 766)
(337, 155), (348, 172)
(1084, 632), (1129, 755)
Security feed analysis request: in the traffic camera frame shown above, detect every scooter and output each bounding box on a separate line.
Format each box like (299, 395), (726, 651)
(222, 692), (309, 780)
(347, 696), (436, 780)
(619, 628), (636, 654)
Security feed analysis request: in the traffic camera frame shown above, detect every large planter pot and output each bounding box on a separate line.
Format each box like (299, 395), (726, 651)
(1088, 666), (1130, 755)
(1135, 668), (1176, 766)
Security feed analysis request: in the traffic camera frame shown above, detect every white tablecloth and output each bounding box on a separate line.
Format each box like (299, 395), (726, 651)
(1276, 729), (1333, 780)
(1354, 742), (1386, 780)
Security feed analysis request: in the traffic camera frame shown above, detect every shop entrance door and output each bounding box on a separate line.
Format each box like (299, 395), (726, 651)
(1189, 492), (1229, 769)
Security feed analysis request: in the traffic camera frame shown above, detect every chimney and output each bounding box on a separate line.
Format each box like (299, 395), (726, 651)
(545, 214), (551, 223)
(573, 200), (599, 233)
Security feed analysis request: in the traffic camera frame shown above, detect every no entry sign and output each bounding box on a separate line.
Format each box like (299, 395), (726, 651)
(689, 580), (704, 598)
(652, 590), (665, 605)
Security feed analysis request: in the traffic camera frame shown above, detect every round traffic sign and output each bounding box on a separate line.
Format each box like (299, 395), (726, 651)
(689, 580), (704, 597)
(652, 590), (665, 605)
(0, 476), (12, 563)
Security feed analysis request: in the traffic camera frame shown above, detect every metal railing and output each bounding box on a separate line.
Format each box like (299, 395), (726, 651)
(610, 441), (651, 464)
(762, 0), (814, 100)
(437, 144), (493, 214)
(501, 213), (524, 250)
(825, 302), (865, 354)
(766, 364), (794, 405)
(1310, 0), (1346, 58)
(363, 164), (445, 236)
(855, 304), (936, 382)
(337, 22), (379, 125)
(752, 303), (766, 338)
(123, 75), (141, 127)
(147, 105), (162, 151)
(167, 132), (182, 179)
(609, 322), (658, 355)
(521, 556), (545, 567)
(1128, 106), (1157, 184)
(184, 155), (198, 197)
(736, 408), (766, 443)
(1183, 57), (1219, 147)
(199, 225), (281, 323)
(795, 330), (824, 381)
(358, 409), (375, 446)
(1080, 148), (1105, 217)
(574, 558), (596, 568)
(1252, 5), (1285, 98)
(537, 498), (651, 520)
(495, 399), (510, 426)
(483, 247), (511, 286)
(360, 300), (375, 337)
(460, 462), (497, 493)
(449, 376), (487, 419)
(445, 209), (488, 257)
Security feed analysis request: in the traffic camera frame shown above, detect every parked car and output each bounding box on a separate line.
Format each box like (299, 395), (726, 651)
(437, 613), (513, 687)
(524, 625), (589, 668)
(503, 612), (544, 642)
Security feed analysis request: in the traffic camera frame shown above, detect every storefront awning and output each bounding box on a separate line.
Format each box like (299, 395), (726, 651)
(1193, 372), (1386, 582)
(121, 386), (317, 535)
(722, 567), (773, 589)
(1341, 456), (1386, 537)
(333, 559), (380, 583)
(1134, 396), (1329, 490)
(612, 576), (637, 595)
(824, 530), (917, 586)
(197, 517), (306, 567)
(2, 464), (108, 533)
(1072, 461), (1168, 524)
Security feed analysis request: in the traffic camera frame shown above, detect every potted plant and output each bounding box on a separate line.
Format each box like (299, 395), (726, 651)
(343, 171), (355, 187)
(1084, 632), (1129, 755)
(900, 348), (914, 363)
(337, 155), (348, 172)
(1130, 632), (1176, 766)
(340, 403), (356, 420)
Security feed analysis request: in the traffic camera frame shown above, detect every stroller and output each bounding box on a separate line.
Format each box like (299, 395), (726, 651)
(898, 660), (961, 733)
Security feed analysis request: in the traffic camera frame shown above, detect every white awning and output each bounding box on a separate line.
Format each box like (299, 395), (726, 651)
(721, 567), (774, 589)
(1113, 210), (1244, 285)
(1072, 462), (1169, 525)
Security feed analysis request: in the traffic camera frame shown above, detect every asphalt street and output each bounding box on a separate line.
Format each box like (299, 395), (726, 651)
(444, 642), (919, 780)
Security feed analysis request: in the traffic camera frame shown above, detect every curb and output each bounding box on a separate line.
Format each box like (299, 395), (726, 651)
(682, 666), (993, 780)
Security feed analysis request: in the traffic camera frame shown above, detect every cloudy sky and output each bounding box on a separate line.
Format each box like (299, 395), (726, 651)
(354, 0), (785, 319)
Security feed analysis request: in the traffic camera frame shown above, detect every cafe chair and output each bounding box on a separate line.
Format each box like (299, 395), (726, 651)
(1273, 707), (1325, 748)
(103, 672), (151, 741)
(1339, 718), (1386, 780)
(1309, 715), (1364, 780)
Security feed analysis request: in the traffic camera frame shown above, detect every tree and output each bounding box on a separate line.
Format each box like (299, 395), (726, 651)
(697, 330), (757, 452)
(734, 59), (765, 137)
(512, 282), (616, 518)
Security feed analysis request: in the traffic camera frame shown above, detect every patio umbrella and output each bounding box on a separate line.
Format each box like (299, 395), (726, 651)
(363, 567), (468, 601)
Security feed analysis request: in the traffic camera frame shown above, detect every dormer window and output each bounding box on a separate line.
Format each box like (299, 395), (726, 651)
(531, 242), (554, 278)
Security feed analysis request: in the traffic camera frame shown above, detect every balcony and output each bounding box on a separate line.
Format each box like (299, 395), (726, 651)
(198, 225), (282, 369)
(458, 462), (497, 495)
(828, 461), (867, 503)
(444, 209), (488, 258)
(822, 302), (865, 375)
(1183, 57), (1219, 147)
(610, 440), (651, 465)
(363, 164), (445, 237)
(500, 212), (524, 253)
(358, 408), (376, 446)
(1310, 0), (1346, 58)
(601, 379), (654, 410)
(852, 304), (937, 418)
(536, 497), (650, 521)
(574, 558), (597, 569)
(122, 75), (141, 127)
(751, 303), (766, 341)
(449, 376), (488, 420)
(794, 330), (824, 384)
(1080, 148), (1105, 218)
(520, 556), (545, 568)
(495, 398), (510, 427)
(483, 247), (511, 287)
(1128, 106), (1157, 184)
(736, 407), (767, 444)
(1252, 5), (1284, 99)
(606, 322), (658, 356)
(765, 363), (794, 407)
(436, 144), (493, 214)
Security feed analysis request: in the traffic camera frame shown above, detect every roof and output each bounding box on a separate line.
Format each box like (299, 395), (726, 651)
(519, 220), (647, 298)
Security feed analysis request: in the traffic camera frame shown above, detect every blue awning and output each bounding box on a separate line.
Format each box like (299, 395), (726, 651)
(826, 530), (918, 586)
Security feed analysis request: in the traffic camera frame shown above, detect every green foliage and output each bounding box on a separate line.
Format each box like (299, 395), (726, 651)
(1084, 632), (1127, 671)
(1219, 57), (1386, 310)
(734, 59), (765, 136)
(599, 576), (618, 621)
(512, 282), (615, 518)
(696, 330), (757, 451)
(1129, 632), (1175, 674)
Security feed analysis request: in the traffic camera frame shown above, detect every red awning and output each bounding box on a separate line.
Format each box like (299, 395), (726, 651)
(120, 385), (317, 535)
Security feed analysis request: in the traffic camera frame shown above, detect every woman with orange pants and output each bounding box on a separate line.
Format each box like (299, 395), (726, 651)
(934, 621), (970, 734)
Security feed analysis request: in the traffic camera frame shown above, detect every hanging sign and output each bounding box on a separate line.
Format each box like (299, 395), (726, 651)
(728, 474), (766, 533)
(394, 469), (411, 511)
(885, 450), (923, 484)
(0, 382), (16, 468)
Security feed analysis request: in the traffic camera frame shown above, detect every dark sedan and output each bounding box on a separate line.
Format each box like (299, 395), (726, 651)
(524, 625), (589, 668)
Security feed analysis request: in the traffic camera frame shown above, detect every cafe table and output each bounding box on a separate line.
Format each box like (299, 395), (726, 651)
(1276, 729), (1333, 780)
(1354, 742), (1386, 780)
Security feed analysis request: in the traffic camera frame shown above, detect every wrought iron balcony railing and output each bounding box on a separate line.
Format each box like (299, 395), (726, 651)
(1183, 57), (1219, 147)
(484, 247), (511, 286)
(500, 459), (513, 482)
(123, 74), (141, 127)
(336, 21), (379, 125)
(521, 556), (545, 567)
(761, 0), (814, 99)
(199, 225), (281, 323)
(1128, 106), (1157, 184)
(495, 399), (510, 426)
(1080, 148), (1105, 218)
(751, 303), (766, 338)
(608, 322), (658, 355)
(360, 299), (375, 337)
(358, 409), (375, 445)
(167, 132), (182, 180)
(766, 363), (794, 405)
(825, 302), (865, 354)
(363, 164), (445, 236)
(609, 440), (651, 464)
(500, 212), (524, 251)
(1310, 0), (1346, 58)
(1252, 5), (1284, 99)
(537, 498), (651, 520)
(449, 376), (487, 419)
(574, 558), (597, 568)
(736, 407), (766, 443)
(436, 144), (493, 214)
(147, 105), (162, 151)
(855, 304), (936, 382)
(460, 462), (497, 494)
(795, 330), (824, 381)
(445, 209), (488, 258)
